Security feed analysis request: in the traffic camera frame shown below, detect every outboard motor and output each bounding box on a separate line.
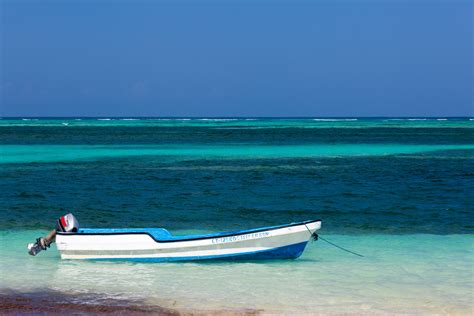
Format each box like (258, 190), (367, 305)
(56, 213), (80, 233)
(28, 213), (79, 256)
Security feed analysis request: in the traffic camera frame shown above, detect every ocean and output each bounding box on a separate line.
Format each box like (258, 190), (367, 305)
(0, 118), (473, 314)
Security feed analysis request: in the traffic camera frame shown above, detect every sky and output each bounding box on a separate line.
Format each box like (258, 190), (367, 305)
(0, 0), (472, 117)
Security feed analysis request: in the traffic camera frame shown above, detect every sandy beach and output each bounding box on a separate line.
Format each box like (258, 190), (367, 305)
(0, 290), (176, 316)
(3, 290), (472, 316)
(0, 291), (264, 316)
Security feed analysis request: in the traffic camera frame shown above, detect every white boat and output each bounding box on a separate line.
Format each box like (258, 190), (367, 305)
(55, 220), (321, 261)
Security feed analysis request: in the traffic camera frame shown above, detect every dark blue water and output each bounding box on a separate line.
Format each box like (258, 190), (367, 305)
(1, 118), (473, 234)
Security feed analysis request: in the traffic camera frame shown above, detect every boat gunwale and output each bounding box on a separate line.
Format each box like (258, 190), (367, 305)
(56, 219), (321, 243)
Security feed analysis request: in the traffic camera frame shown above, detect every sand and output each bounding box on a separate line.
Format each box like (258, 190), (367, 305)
(0, 290), (262, 316)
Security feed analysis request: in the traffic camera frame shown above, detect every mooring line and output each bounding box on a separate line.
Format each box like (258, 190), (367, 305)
(304, 224), (364, 257)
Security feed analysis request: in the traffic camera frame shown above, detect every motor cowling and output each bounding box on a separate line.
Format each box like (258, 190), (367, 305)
(56, 213), (80, 232)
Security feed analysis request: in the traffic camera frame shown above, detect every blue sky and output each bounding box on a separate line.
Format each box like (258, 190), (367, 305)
(1, 0), (472, 117)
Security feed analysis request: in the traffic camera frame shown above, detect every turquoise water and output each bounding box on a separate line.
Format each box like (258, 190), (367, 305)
(0, 118), (473, 313)
(1, 231), (472, 314)
(2, 144), (474, 164)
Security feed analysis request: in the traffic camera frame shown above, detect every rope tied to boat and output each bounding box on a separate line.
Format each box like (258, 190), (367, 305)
(304, 224), (364, 257)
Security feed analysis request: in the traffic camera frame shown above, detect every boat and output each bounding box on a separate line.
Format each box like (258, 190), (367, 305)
(55, 219), (321, 261)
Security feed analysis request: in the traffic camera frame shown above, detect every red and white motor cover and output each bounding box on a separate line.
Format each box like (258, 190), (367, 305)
(56, 213), (80, 232)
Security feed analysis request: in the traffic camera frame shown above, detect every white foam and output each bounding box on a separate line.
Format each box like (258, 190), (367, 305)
(313, 118), (358, 121)
(437, 118), (447, 121)
(120, 118), (139, 121)
(149, 118), (191, 121)
(98, 118), (112, 121)
(198, 118), (238, 121)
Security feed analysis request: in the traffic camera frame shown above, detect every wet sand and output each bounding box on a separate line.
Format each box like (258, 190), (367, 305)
(0, 290), (262, 316)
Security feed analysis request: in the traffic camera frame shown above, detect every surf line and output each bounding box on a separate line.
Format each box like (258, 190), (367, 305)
(304, 224), (364, 257)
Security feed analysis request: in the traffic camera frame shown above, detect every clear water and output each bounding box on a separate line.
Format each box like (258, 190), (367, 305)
(1, 231), (472, 314)
(0, 118), (473, 313)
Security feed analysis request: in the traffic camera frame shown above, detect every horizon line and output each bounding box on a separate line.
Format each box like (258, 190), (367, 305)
(1, 116), (473, 119)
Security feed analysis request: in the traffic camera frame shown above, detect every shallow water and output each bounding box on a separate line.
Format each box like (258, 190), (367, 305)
(0, 231), (472, 314)
(0, 118), (473, 313)
(2, 143), (474, 164)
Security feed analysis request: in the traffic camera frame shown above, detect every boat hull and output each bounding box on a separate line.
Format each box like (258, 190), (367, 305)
(55, 220), (321, 261)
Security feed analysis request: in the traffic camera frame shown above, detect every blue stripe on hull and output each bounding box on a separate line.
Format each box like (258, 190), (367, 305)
(90, 241), (309, 262)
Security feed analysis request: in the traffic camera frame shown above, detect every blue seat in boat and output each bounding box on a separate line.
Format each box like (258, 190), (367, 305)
(78, 228), (173, 240)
